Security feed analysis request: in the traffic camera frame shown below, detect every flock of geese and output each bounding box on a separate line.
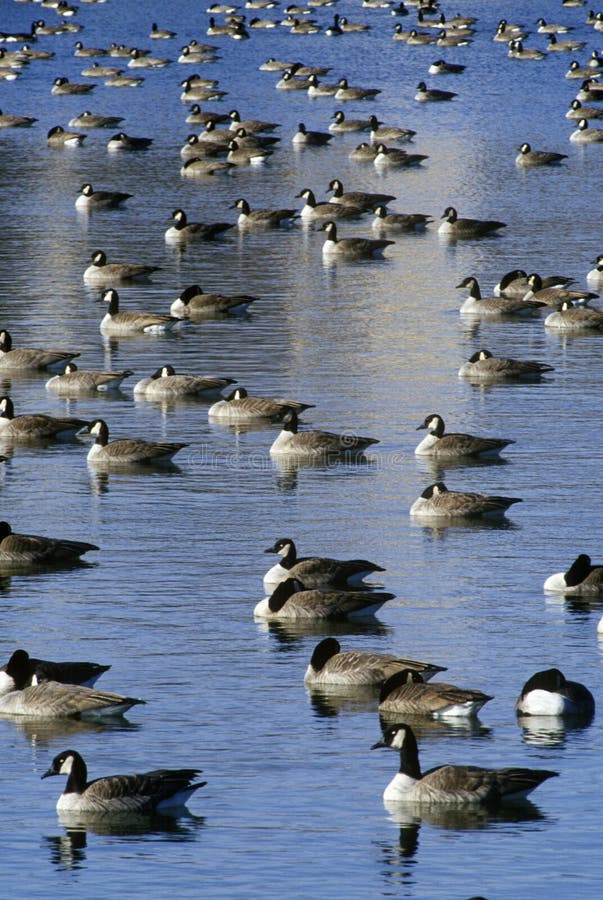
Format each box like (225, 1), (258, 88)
(0, 0), (602, 821)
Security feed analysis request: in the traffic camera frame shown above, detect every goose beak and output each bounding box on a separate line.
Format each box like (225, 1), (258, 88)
(371, 740), (387, 750)
(41, 767), (56, 779)
(415, 423), (426, 431)
(264, 546), (276, 554)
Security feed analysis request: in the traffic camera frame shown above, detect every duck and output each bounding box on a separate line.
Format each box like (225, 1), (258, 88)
(0, 397), (89, 442)
(42, 749), (205, 814)
(75, 183), (132, 210)
(415, 414), (514, 458)
(515, 143), (567, 166)
(373, 143), (428, 168)
(372, 722), (558, 804)
(459, 350), (554, 380)
(292, 122), (332, 146)
(165, 209), (233, 243)
(46, 125), (86, 148)
(439, 207), (506, 238)
(414, 81), (456, 102)
(565, 98), (603, 119)
(0, 649), (109, 695)
(372, 206), (432, 232)
(134, 365), (235, 399)
(254, 578), (395, 620)
(570, 118), (603, 142)
(327, 179), (395, 212)
(524, 273), (598, 308)
(410, 482), (522, 519)
(428, 59), (466, 75)
(515, 668), (595, 716)
(46, 363), (134, 394)
(99, 290), (181, 336)
(270, 410), (379, 458)
(379, 670), (493, 718)
(304, 638), (446, 687)
(51, 76), (95, 95)
(335, 78), (381, 101)
(456, 277), (544, 316)
(544, 555), (603, 593)
(84, 252), (160, 285)
(0, 521), (97, 566)
(320, 221), (395, 259)
(107, 132), (153, 151)
(0, 109), (37, 127)
(227, 139), (272, 165)
(0, 682), (143, 719)
(85, 419), (188, 466)
(228, 109), (280, 133)
(263, 537), (384, 589)
(209, 388), (313, 421)
(0, 330), (79, 372)
(494, 269), (574, 298)
(368, 115), (416, 144)
(544, 302), (603, 330)
(232, 198), (298, 228)
(296, 189), (363, 221)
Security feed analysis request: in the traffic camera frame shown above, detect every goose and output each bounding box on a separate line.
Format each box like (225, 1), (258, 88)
(545, 555), (603, 594)
(259, 57), (296, 71)
(235, 128), (281, 152)
(410, 482), (522, 519)
(493, 20), (527, 42)
(392, 24), (413, 41)
(335, 78), (381, 101)
(170, 284), (257, 317)
(570, 118), (603, 143)
(198, 118), (235, 146)
(180, 134), (227, 160)
(437, 28), (472, 47)
(415, 414), (514, 458)
(414, 81), (456, 102)
(128, 49), (170, 68)
(373, 143), (428, 168)
(180, 154), (235, 176)
(547, 34), (586, 52)
(46, 363), (134, 394)
(42, 749), (205, 814)
(165, 209), (233, 243)
(349, 142), (380, 162)
(0, 521), (98, 566)
(456, 276), (544, 316)
(99, 290), (180, 336)
(320, 220), (395, 259)
(379, 670), (493, 718)
(372, 206), (431, 232)
(106, 132), (153, 151)
(19, 45), (54, 62)
(428, 59), (466, 75)
(494, 269), (574, 298)
(565, 60), (595, 79)
(0, 649), (109, 695)
(73, 42), (108, 57)
(288, 18), (321, 35)
(324, 14), (343, 35)
(105, 74), (145, 88)
(565, 98), (603, 119)
(587, 255), (603, 286)
(515, 668), (595, 717)
(292, 123), (332, 146)
(328, 179), (395, 212)
(270, 410), (379, 458)
(51, 76), (95, 95)
(440, 207), (506, 238)
(134, 365), (235, 399)
(306, 74), (339, 97)
(0, 330), (79, 372)
(187, 104), (230, 125)
(263, 537), (384, 589)
(368, 115), (416, 144)
(209, 387), (314, 421)
(516, 143), (567, 166)
(227, 139), (272, 165)
(276, 70), (312, 91)
(108, 44), (144, 58)
(508, 40), (545, 61)
(84, 252), (160, 285)
(338, 16), (370, 32)
(0, 682), (143, 719)
(545, 302), (603, 330)
(80, 62), (124, 78)
(0, 397), (89, 441)
(296, 189), (363, 221)
(304, 638), (446, 687)
(75, 183), (132, 210)
(372, 722), (558, 804)
(150, 22), (177, 39)
(85, 419), (188, 465)
(69, 112), (124, 131)
(228, 109), (280, 133)
(231, 198), (298, 228)
(524, 273), (597, 308)
(47, 126), (86, 148)
(576, 78), (603, 102)
(0, 109), (37, 127)
(206, 16), (236, 36)
(459, 350), (554, 380)
(407, 28), (438, 45)
(254, 578), (395, 620)
(536, 17), (573, 34)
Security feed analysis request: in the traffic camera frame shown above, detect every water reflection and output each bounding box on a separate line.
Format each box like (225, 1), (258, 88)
(516, 712), (595, 748)
(1, 714), (140, 746)
(377, 713), (491, 741)
(256, 617), (393, 647)
(307, 685), (379, 718)
(414, 454), (511, 481)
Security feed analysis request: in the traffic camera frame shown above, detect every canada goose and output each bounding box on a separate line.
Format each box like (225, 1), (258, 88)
(47, 126), (86, 148)
(0, 397), (88, 441)
(186, 104), (229, 125)
(516, 143), (567, 166)
(493, 20), (527, 42)
(206, 16), (235, 35)
(0, 330), (79, 372)
(296, 189), (363, 221)
(576, 78), (603, 102)
(46, 363), (133, 394)
(494, 269), (574, 298)
(570, 118), (603, 142)
(545, 302), (603, 330)
(180, 134), (226, 160)
(0, 649), (109, 695)
(288, 18), (321, 35)
(128, 49), (169, 68)
(525, 274), (598, 307)
(440, 207), (506, 238)
(372, 722), (558, 803)
(508, 40), (545, 61)
(324, 14), (343, 35)
(459, 350), (554, 380)
(259, 57), (296, 71)
(254, 578), (395, 620)
(165, 209), (233, 243)
(367, 116), (415, 145)
(456, 276), (544, 316)
(306, 74), (339, 97)
(304, 638), (446, 687)
(545, 554), (603, 593)
(227, 139), (272, 165)
(410, 482), (522, 519)
(407, 28), (438, 46)
(99, 290), (180, 335)
(349, 142), (379, 162)
(105, 74), (145, 88)
(198, 118), (234, 146)
(392, 24), (413, 41)
(414, 81), (457, 102)
(85, 419), (188, 465)
(170, 284), (257, 317)
(73, 41), (108, 57)
(0, 109), (37, 127)
(0, 681), (143, 719)
(0, 521), (97, 566)
(565, 98), (603, 119)
(587, 255), (603, 286)
(515, 668), (595, 716)
(547, 33), (585, 52)
(270, 410), (379, 458)
(428, 59), (466, 75)
(373, 143), (428, 168)
(51, 76), (95, 95)
(276, 70), (312, 91)
(379, 670), (493, 718)
(320, 220), (395, 259)
(232, 198), (298, 228)
(235, 128), (281, 150)
(69, 111), (124, 130)
(565, 60), (595, 79)
(328, 179), (395, 212)
(372, 206), (432, 232)
(179, 47), (218, 65)
(84, 252), (160, 285)
(536, 17), (572, 33)
(42, 749), (204, 814)
(134, 365), (235, 399)
(335, 78), (381, 101)
(263, 537), (384, 589)
(180, 157), (235, 177)
(80, 62), (124, 78)
(338, 16), (370, 32)
(106, 132), (153, 151)
(228, 109), (280, 133)
(150, 22), (176, 39)
(209, 387), (314, 421)
(75, 183), (132, 210)
(108, 44), (141, 58)
(415, 414), (514, 458)
(292, 123), (332, 146)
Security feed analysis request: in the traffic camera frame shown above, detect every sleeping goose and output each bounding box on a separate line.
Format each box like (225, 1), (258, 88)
(270, 410), (379, 458)
(84, 251), (160, 284)
(379, 670), (493, 718)
(165, 209), (233, 243)
(106, 132), (153, 151)
(415, 414), (514, 459)
(410, 482), (522, 519)
(208, 387), (314, 422)
(570, 117), (603, 142)
(263, 537), (384, 589)
(46, 363), (134, 394)
(304, 638), (446, 687)
(414, 81), (457, 101)
(85, 419), (188, 465)
(0, 521), (98, 566)
(0, 330), (79, 372)
(456, 276), (545, 316)
(254, 578), (394, 620)
(134, 365), (235, 399)
(0, 109), (37, 128)
(0, 682), (144, 719)
(51, 76), (95, 95)
(458, 350), (554, 380)
(439, 207), (506, 238)
(296, 189), (363, 221)
(69, 111), (124, 129)
(0, 650), (109, 695)
(372, 722), (558, 803)
(0, 397), (88, 441)
(523, 273), (597, 308)
(544, 302), (603, 330)
(232, 198), (298, 228)
(100, 290), (181, 335)
(170, 284), (257, 318)
(544, 554), (603, 594)
(46, 126), (86, 148)
(494, 269), (574, 298)
(320, 220), (395, 259)
(76, 183), (132, 210)
(515, 668), (595, 717)
(327, 178), (395, 211)
(42, 749), (205, 814)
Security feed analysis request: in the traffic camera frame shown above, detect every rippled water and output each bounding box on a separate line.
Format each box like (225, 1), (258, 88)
(1, 0), (603, 897)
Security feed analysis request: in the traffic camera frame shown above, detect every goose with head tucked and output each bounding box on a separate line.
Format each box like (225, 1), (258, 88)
(107, 132), (153, 151)
(47, 125), (86, 148)
(327, 179), (395, 212)
(0, 330), (79, 372)
(349, 142), (379, 162)
(254, 578), (394, 620)
(440, 207), (506, 238)
(410, 482), (522, 520)
(368, 115), (416, 144)
(456, 276), (544, 316)
(415, 414), (514, 459)
(335, 77), (381, 101)
(296, 189), (363, 221)
(372, 205), (432, 232)
(134, 365), (235, 399)
(545, 301), (603, 330)
(0, 650), (109, 696)
(320, 220), (395, 259)
(84, 251), (160, 285)
(523, 273), (598, 308)
(165, 209), (233, 243)
(379, 670), (493, 718)
(69, 111), (124, 129)
(46, 363), (133, 394)
(263, 537), (384, 590)
(85, 419), (188, 466)
(428, 59), (466, 75)
(231, 198), (298, 228)
(516, 143), (567, 167)
(373, 143), (428, 168)
(372, 722), (558, 804)
(209, 387), (314, 422)
(171, 284), (257, 318)
(270, 410), (379, 458)
(52, 76), (95, 95)
(0, 522), (98, 567)
(99, 291), (180, 336)
(459, 350), (554, 380)
(306, 74), (339, 97)
(515, 668), (595, 717)
(544, 554), (603, 593)
(570, 117), (603, 142)
(0, 109), (37, 128)
(0, 681), (143, 719)
(76, 183), (132, 210)
(305, 638), (446, 688)
(565, 98), (603, 119)
(494, 269), (574, 298)
(0, 397), (88, 441)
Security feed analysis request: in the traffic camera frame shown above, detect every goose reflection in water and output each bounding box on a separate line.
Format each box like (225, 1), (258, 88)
(256, 616), (392, 647)
(517, 712), (595, 748)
